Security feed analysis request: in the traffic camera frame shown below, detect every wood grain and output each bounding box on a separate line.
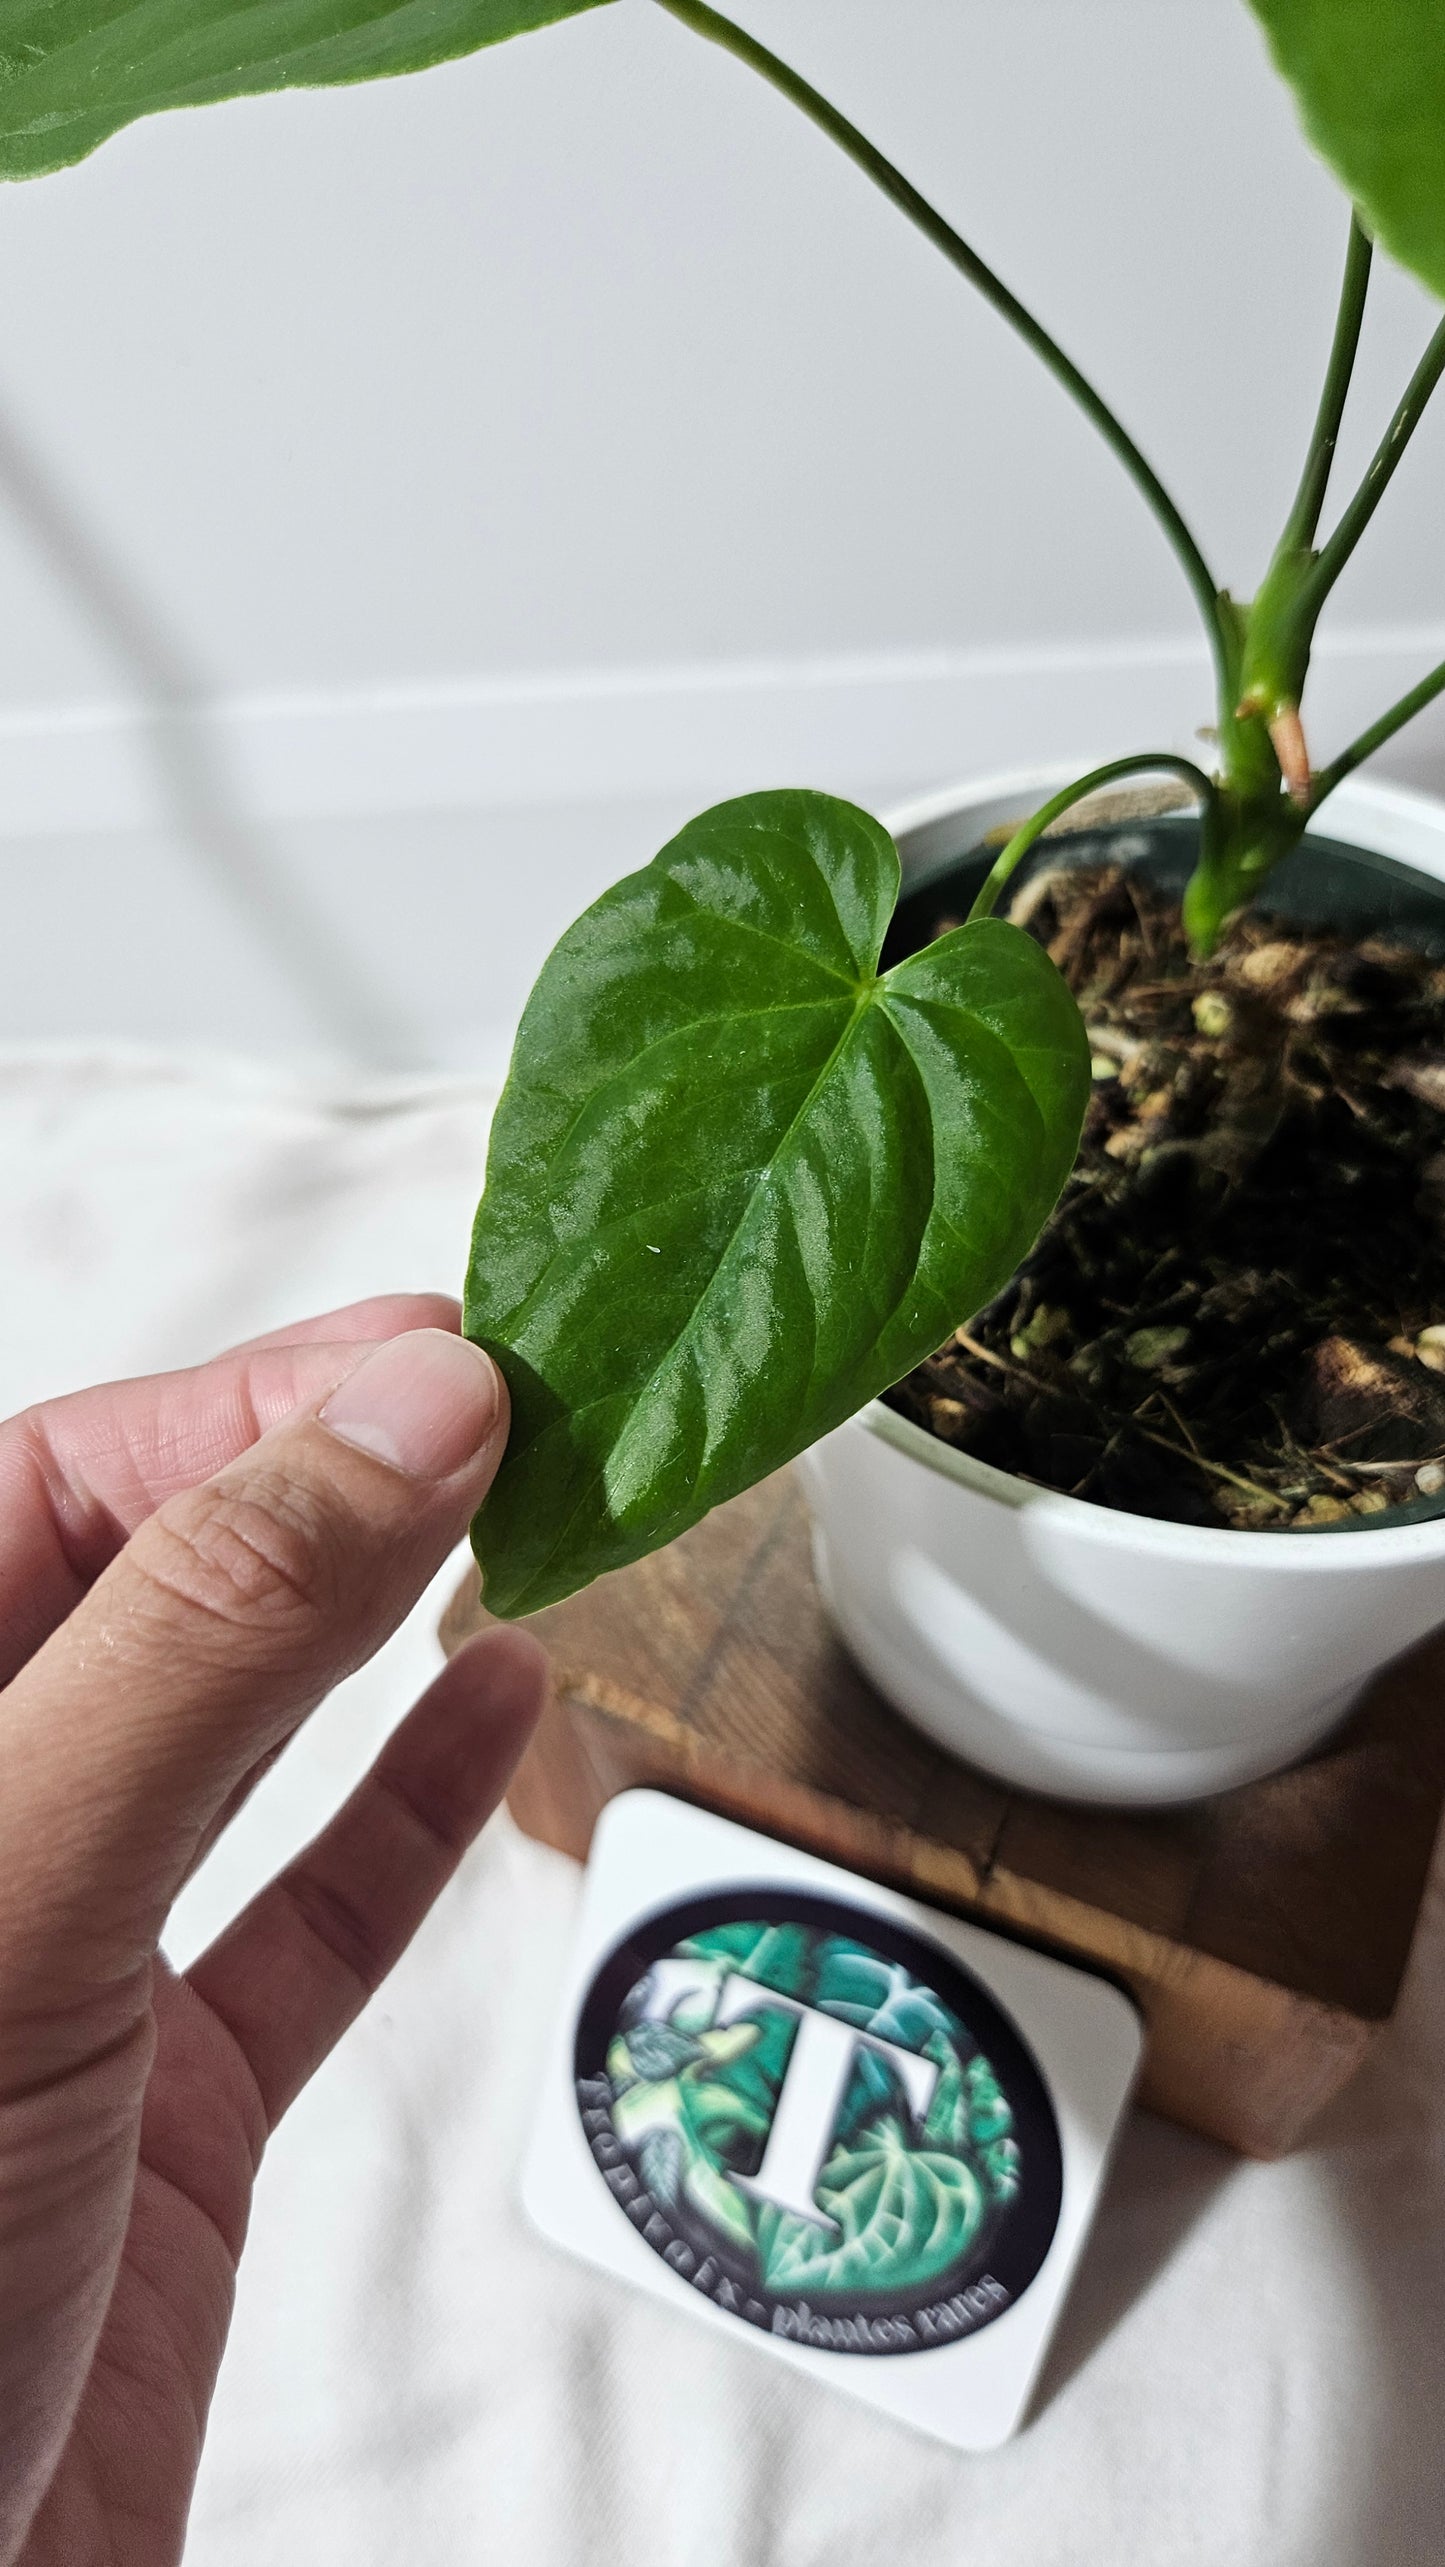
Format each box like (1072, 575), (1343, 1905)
(444, 1470), (1445, 2157)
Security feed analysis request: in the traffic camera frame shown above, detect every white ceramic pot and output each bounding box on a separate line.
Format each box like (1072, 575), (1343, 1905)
(797, 764), (1445, 1807)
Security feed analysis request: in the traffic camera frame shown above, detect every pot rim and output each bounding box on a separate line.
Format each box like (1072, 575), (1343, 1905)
(885, 760), (1445, 883)
(860, 759), (1445, 1568)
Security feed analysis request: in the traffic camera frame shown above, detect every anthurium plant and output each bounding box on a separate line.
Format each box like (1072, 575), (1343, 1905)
(6, 0), (1442, 1609)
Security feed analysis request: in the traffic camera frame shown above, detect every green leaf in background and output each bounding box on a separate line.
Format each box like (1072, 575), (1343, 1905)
(1247, 0), (1445, 298)
(464, 788), (1090, 1617)
(0, 0), (612, 180)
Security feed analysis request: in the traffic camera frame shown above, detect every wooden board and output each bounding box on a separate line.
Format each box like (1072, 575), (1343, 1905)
(442, 1469), (1445, 2158)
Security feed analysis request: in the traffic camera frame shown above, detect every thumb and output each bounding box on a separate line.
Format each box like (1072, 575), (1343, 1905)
(0, 1328), (508, 2008)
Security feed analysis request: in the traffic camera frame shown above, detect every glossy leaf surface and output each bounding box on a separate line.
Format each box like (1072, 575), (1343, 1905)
(0, 0), (611, 179)
(1248, 0), (1445, 297)
(464, 788), (1089, 1616)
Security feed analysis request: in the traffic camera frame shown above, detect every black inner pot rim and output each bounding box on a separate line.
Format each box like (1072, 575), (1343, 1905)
(881, 804), (1445, 1541)
(861, 1397), (1445, 1557)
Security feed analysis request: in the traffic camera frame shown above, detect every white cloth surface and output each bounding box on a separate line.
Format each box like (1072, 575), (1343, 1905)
(1, 1044), (1442, 2567)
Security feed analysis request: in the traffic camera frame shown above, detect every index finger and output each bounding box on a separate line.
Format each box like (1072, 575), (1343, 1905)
(216, 1291), (460, 1359)
(0, 1313), (450, 1685)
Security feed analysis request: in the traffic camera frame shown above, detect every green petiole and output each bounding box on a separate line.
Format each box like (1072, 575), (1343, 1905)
(967, 756), (1220, 925)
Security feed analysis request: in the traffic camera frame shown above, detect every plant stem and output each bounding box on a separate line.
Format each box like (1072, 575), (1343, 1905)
(1278, 215), (1373, 555)
(1216, 230), (1438, 889)
(1299, 308), (1445, 619)
(967, 754), (1217, 922)
(1229, 219), (1372, 758)
(652, 0), (1232, 689)
(1310, 654), (1445, 808)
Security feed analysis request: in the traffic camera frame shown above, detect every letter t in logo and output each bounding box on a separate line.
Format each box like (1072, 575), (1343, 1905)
(715, 1974), (939, 2232)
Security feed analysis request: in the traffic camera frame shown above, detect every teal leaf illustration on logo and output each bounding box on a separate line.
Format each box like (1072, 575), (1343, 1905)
(756, 2120), (988, 2301)
(601, 1922), (1020, 2306)
(681, 1921), (813, 2001)
(812, 1938), (972, 2136)
(921, 2034), (971, 2154)
(639, 2128), (683, 2211)
(966, 2054), (1016, 2148)
(610, 2042), (771, 2258)
(615, 2019), (704, 2084)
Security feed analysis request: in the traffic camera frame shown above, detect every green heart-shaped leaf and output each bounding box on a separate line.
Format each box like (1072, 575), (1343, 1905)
(0, 0), (612, 180)
(464, 788), (1088, 1616)
(1247, 0), (1445, 298)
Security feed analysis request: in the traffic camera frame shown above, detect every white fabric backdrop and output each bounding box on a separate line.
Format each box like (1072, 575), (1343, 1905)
(1, 1046), (1441, 2567)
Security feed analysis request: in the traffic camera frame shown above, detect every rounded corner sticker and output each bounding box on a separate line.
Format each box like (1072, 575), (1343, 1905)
(573, 1886), (1063, 2358)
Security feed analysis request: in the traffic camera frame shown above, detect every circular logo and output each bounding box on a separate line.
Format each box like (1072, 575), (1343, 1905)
(574, 1887), (1062, 2357)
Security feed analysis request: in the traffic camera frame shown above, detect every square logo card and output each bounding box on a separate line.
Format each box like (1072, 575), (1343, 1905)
(521, 1791), (1143, 2451)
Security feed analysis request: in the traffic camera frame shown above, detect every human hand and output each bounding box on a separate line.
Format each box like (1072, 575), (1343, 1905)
(0, 1296), (548, 2565)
